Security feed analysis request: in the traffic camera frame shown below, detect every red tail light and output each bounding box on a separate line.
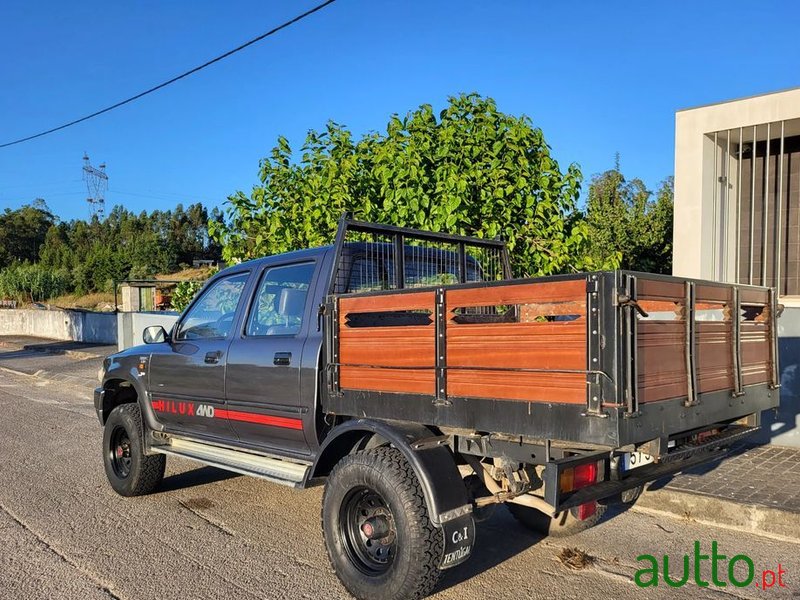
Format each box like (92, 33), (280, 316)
(573, 462), (597, 489)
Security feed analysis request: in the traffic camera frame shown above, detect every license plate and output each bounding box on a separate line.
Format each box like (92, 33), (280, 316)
(622, 451), (655, 471)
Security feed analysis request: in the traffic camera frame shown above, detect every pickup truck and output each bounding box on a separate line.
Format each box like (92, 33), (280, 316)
(95, 216), (780, 600)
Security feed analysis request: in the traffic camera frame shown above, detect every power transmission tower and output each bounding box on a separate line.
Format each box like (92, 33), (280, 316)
(83, 153), (108, 219)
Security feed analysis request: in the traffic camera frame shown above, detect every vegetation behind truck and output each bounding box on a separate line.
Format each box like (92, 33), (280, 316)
(95, 217), (780, 600)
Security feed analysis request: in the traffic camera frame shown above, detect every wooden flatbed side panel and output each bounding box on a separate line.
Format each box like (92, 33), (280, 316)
(695, 322), (734, 394)
(446, 322), (585, 370)
(339, 367), (435, 395)
(448, 371), (585, 404)
(741, 322), (770, 385)
(637, 321), (687, 403)
(446, 279), (586, 306)
(339, 291), (435, 313)
(446, 279), (587, 403)
(338, 291), (436, 395)
(636, 279), (685, 302)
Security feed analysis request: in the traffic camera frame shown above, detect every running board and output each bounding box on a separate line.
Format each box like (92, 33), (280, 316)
(152, 437), (309, 488)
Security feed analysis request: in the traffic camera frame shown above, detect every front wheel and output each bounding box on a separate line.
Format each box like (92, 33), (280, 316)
(102, 403), (165, 496)
(322, 447), (443, 600)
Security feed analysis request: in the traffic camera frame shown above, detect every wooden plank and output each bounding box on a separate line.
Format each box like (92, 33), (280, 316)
(446, 279), (586, 307)
(637, 321), (686, 403)
(340, 367), (434, 395)
(637, 278), (685, 301)
(339, 290), (435, 313)
(448, 370), (585, 404)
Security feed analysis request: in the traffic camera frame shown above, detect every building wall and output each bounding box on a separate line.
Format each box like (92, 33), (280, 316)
(674, 87), (800, 281)
(674, 87), (800, 447)
(117, 311), (179, 351)
(0, 309), (117, 344)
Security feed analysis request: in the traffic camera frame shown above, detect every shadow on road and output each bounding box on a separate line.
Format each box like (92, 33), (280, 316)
(158, 466), (241, 493)
(436, 507), (543, 593)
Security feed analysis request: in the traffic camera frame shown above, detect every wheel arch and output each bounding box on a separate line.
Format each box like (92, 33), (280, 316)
(100, 378), (138, 424)
(100, 374), (163, 433)
(309, 419), (470, 527)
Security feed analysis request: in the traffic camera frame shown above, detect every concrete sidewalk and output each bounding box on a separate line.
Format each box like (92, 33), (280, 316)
(633, 442), (800, 541)
(0, 335), (113, 388)
(0, 335), (116, 360)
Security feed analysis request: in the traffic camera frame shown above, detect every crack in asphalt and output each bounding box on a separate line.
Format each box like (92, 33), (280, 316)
(0, 500), (125, 600)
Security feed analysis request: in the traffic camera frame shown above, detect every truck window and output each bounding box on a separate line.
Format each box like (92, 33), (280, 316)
(176, 272), (249, 340)
(246, 262), (315, 336)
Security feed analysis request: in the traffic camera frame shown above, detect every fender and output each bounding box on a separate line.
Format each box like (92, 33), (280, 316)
(309, 418), (470, 527)
(99, 354), (164, 434)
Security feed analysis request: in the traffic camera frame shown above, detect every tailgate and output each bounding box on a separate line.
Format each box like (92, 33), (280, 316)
(616, 272), (780, 451)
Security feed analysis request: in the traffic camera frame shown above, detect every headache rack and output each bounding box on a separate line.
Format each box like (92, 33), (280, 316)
(322, 218), (780, 452)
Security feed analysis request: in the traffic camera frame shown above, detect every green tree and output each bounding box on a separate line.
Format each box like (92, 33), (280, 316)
(211, 94), (614, 277)
(0, 200), (56, 267)
(583, 159), (673, 274)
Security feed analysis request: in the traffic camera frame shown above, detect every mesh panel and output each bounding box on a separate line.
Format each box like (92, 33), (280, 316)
(331, 222), (508, 295)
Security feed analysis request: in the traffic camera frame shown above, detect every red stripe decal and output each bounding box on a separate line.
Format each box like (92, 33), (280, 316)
(215, 409), (303, 430)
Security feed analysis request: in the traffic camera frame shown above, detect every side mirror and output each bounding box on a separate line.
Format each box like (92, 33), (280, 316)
(143, 325), (170, 344)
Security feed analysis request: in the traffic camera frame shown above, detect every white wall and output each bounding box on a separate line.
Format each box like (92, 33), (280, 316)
(0, 309), (117, 344)
(117, 311), (180, 351)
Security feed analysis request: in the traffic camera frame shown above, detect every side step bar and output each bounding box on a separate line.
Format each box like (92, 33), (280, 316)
(152, 437), (310, 488)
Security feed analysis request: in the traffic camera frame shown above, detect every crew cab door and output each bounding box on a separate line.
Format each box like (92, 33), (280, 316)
(147, 271), (250, 440)
(225, 260), (320, 456)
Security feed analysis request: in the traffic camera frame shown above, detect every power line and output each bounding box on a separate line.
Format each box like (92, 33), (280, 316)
(0, 0), (337, 149)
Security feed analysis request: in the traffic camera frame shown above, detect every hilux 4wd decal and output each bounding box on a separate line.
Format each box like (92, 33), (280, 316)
(150, 399), (302, 430)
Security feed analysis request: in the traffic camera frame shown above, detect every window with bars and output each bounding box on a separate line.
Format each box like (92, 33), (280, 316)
(710, 119), (800, 296)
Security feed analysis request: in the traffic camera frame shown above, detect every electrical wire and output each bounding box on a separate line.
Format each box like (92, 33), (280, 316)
(0, 0), (337, 149)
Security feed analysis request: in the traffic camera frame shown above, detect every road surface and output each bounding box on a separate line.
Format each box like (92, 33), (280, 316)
(0, 366), (797, 599)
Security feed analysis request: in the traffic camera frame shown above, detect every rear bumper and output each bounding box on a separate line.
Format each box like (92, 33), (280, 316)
(93, 387), (105, 424)
(542, 424), (759, 513)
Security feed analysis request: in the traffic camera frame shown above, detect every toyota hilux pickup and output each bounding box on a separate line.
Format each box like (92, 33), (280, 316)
(95, 216), (780, 600)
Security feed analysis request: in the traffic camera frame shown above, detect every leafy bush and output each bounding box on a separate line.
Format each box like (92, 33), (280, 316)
(0, 263), (72, 303)
(170, 280), (205, 312)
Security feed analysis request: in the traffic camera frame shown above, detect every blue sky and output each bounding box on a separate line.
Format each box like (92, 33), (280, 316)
(0, 1), (797, 221)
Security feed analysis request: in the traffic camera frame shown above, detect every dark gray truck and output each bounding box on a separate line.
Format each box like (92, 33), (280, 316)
(96, 217), (780, 600)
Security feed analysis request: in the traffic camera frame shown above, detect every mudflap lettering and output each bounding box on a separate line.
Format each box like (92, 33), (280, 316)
(439, 512), (475, 570)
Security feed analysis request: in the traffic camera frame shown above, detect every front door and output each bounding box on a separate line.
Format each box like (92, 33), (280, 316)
(148, 271), (250, 440)
(225, 261), (318, 456)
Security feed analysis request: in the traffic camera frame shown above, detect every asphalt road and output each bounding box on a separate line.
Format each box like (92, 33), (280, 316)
(1, 366), (799, 600)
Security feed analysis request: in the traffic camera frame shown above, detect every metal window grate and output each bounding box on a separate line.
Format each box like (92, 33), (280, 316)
(328, 217), (510, 295)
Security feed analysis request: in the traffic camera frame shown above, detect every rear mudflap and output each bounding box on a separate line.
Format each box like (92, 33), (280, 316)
(438, 509), (475, 569)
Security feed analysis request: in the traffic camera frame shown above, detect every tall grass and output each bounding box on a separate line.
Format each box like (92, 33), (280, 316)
(0, 263), (72, 303)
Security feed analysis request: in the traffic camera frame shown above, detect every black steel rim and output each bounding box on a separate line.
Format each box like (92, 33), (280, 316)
(109, 425), (132, 479)
(339, 486), (397, 576)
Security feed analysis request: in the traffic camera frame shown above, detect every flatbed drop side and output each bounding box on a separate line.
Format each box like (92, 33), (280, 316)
(95, 217), (780, 600)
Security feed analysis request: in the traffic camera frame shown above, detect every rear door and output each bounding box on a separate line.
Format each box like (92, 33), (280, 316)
(224, 259), (320, 456)
(147, 271), (250, 440)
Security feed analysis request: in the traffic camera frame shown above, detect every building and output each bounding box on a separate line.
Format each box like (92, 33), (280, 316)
(673, 87), (800, 447)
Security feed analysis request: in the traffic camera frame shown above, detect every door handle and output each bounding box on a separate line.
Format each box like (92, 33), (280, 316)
(274, 352), (292, 366)
(205, 351), (222, 364)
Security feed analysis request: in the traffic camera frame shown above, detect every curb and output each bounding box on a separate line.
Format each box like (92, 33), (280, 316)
(632, 486), (800, 543)
(0, 340), (105, 360)
(0, 364), (96, 390)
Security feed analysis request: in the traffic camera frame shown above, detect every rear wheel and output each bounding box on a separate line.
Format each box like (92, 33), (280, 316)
(322, 447), (443, 600)
(103, 403), (165, 496)
(507, 501), (605, 537)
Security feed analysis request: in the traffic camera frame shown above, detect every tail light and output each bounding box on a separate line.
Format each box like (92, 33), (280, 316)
(558, 460), (601, 521)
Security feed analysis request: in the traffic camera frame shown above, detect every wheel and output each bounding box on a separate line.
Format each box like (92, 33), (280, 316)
(103, 403), (165, 496)
(322, 447), (443, 600)
(507, 501), (606, 537)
